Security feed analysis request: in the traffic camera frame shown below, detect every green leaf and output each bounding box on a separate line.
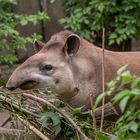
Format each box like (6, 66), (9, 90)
(108, 39), (115, 45)
(130, 121), (138, 133)
(117, 65), (128, 75)
(132, 77), (140, 89)
(112, 90), (130, 104)
(109, 33), (117, 39)
(53, 124), (61, 135)
(40, 111), (61, 135)
(94, 92), (107, 108)
(131, 89), (140, 95)
(96, 131), (110, 140)
(121, 71), (133, 84)
(73, 106), (83, 116)
(119, 96), (130, 113)
(20, 19), (28, 26)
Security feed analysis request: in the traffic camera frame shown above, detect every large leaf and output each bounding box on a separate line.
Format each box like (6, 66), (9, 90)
(112, 90), (130, 104)
(132, 77), (140, 89)
(40, 111), (61, 135)
(94, 92), (107, 108)
(119, 96), (130, 113)
(129, 121), (138, 133)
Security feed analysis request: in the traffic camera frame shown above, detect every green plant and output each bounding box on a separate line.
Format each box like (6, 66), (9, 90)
(96, 66), (140, 139)
(1, 66), (140, 139)
(37, 66), (140, 139)
(60, 0), (140, 49)
(0, 0), (50, 65)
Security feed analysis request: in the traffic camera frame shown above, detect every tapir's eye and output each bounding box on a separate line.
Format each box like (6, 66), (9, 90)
(42, 64), (53, 71)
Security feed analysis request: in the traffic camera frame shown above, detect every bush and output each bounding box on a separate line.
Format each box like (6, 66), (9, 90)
(1, 66), (140, 139)
(96, 66), (140, 139)
(60, 0), (140, 49)
(39, 66), (140, 139)
(0, 0), (50, 65)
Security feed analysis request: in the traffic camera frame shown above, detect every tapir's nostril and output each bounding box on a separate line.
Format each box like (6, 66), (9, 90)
(6, 86), (16, 91)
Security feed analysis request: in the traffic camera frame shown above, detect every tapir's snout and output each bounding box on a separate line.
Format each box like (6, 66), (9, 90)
(6, 74), (20, 91)
(6, 71), (19, 90)
(6, 83), (16, 91)
(6, 64), (38, 91)
(6, 78), (38, 91)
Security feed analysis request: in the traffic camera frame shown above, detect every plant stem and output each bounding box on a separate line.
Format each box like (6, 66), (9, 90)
(100, 27), (105, 131)
(89, 94), (97, 140)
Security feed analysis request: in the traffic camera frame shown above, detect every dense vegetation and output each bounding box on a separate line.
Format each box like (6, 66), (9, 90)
(39, 66), (140, 139)
(0, 0), (140, 139)
(0, 0), (49, 65)
(95, 66), (140, 139)
(1, 67), (140, 139)
(60, 0), (140, 50)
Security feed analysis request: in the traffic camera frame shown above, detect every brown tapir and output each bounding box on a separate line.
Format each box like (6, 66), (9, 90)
(6, 30), (140, 110)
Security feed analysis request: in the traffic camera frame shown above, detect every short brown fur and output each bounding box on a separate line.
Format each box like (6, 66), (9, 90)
(6, 30), (140, 111)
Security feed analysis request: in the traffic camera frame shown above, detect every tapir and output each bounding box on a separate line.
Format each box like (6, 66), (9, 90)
(6, 30), (140, 111)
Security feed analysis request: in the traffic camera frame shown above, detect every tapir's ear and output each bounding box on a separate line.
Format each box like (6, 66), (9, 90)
(64, 34), (80, 56)
(34, 40), (45, 52)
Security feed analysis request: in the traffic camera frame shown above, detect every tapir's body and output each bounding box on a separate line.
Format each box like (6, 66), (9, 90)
(6, 30), (140, 109)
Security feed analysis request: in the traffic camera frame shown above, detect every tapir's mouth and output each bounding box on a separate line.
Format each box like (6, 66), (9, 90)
(20, 80), (39, 90)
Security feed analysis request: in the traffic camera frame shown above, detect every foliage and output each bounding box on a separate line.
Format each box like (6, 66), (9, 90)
(1, 66), (140, 139)
(40, 111), (61, 135)
(96, 66), (140, 139)
(39, 99), (112, 139)
(60, 0), (140, 48)
(0, 0), (50, 65)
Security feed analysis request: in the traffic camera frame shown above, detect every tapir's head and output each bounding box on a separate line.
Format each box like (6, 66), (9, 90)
(6, 31), (80, 98)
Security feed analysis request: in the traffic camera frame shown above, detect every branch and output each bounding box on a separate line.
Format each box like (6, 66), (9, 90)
(22, 93), (91, 140)
(0, 127), (24, 135)
(17, 115), (51, 140)
(0, 95), (39, 117)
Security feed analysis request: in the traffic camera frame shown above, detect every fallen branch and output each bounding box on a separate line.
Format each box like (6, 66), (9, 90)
(22, 93), (91, 140)
(0, 94), (39, 117)
(95, 102), (119, 119)
(17, 115), (51, 140)
(0, 127), (24, 135)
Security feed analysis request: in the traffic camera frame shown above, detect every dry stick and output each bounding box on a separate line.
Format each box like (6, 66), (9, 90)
(22, 93), (91, 140)
(17, 115), (51, 140)
(0, 95), (39, 117)
(0, 127), (24, 136)
(100, 28), (105, 131)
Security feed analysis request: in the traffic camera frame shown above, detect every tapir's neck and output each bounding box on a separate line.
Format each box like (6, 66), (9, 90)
(65, 40), (140, 108)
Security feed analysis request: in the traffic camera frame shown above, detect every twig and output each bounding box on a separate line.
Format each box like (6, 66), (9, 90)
(0, 127), (24, 135)
(17, 115), (51, 140)
(100, 27), (105, 131)
(102, 131), (115, 138)
(22, 93), (91, 140)
(0, 88), (51, 95)
(0, 95), (39, 117)
(76, 130), (81, 140)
